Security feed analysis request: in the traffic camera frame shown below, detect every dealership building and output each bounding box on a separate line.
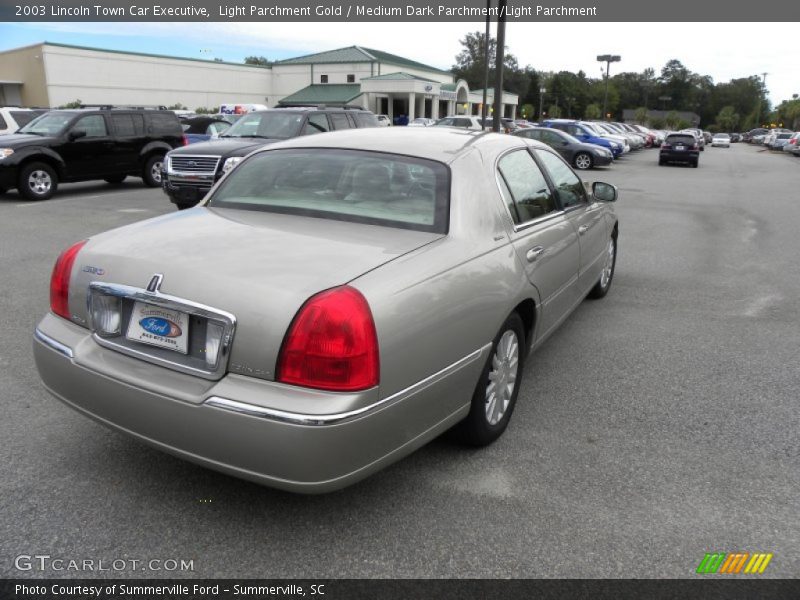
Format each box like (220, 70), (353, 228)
(0, 42), (519, 120)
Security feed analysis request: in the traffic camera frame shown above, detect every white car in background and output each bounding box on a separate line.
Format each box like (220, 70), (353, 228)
(0, 107), (46, 135)
(433, 115), (487, 131)
(711, 133), (731, 148)
(376, 114), (391, 127)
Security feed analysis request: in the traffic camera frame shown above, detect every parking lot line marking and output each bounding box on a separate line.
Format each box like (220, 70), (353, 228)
(118, 208), (148, 213)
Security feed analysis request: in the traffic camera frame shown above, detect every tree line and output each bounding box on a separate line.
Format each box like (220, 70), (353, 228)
(452, 32), (798, 131)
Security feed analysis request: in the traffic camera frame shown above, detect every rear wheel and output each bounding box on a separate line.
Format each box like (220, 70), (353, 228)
(142, 154), (164, 187)
(18, 162), (58, 201)
(588, 235), (617, 299)
(454, 313), (525, 446)
(573, 152), (593, 170)
(658, 157), (665, 166)
(692, 160), (699, 168)
(104, 174), (127, 184)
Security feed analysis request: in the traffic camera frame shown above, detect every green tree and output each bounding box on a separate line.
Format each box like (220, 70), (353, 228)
(584, 103), (601, 120)
(715, 105), (740, 131)
(58, 99), (83, 108)
(452, 31), (528, 97)
(546, 104), (562, 119)
(168, 103), (187, 110)
(649, 116), (666, 129)
(665, 110), (681, 129)
(244, 55), (270, 66)
(520, 103), (535, 120)
(634, 106), (648, 124)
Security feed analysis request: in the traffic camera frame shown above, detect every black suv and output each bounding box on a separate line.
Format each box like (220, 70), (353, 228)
(0, 107), (184, 200)
(659, 132), (700, 168)
(162, 106), (379, 210)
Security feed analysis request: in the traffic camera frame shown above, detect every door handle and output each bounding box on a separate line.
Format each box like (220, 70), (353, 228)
(578, 225), (590, 235)
(526, 246), (545, 262)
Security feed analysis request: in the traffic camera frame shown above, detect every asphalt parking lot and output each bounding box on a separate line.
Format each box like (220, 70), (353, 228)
(1, 144), (798, 579)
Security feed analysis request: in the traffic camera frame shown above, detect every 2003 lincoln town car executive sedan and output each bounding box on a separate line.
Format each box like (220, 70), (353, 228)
(34, 128), (619, 493)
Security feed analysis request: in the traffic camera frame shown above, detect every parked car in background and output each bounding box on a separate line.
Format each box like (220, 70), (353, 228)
(163, 106), (379, 210)
(782, 132), (800, 152)
(743, 128), (768, 143)
(513, 126), (613, 170)
(0, 107), (184, 200)
(408, 117), (436, 127)
(730, 133), (741, 143)
(711, 133), (731, 148)
(433, 115), (486, 131)
(542, 120), (624, 158)
(33, 127), (619, 493)
(659, 132), (700, 167)
(180, 116), (231, 144)
(0, 107), (48, 135)
(376, 114), (392, 127)
(702, 131), (713, 145)
(765, 131), (793, 150)
(681, 128), (705, 151)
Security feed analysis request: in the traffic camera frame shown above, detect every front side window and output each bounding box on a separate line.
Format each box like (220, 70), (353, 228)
(536, 150), (586, 209)
(19, 112), (74, 136)
(73, 115), (108, 138)
(208, 149), (450, 233)
(497, 150), (556, 224)
(330, 113), (350, 130)
(303, 113), (330, 135)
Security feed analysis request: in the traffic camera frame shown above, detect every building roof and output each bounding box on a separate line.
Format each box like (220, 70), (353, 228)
(471, 89), (520, 98)
(275, 45), (450, 74)
(277, 84), (363, 106)
(361, 72), (440, 83)
(37, 41), (271, 69)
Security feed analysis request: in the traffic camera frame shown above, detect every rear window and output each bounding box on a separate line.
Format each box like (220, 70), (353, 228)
(208, 149), (450, 233)
(666, 135), (696, 145)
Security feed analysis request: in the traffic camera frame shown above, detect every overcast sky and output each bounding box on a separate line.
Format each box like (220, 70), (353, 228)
(2, 21), (798, 105)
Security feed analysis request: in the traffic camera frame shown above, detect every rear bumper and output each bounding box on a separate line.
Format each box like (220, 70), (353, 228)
(33, 313), (482, 493)
(660, 150), (699, 163)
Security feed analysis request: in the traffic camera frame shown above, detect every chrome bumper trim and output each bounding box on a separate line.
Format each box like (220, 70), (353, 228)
(34, 328), (74, 359)
(205, 344), (489, 426)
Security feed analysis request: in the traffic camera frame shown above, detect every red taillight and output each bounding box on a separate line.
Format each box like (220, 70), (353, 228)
(277, 286), (379, 392)
(662, 143), (672, 149)
(50, 240), (87, 320)
(692, 143), (699, 150)
(182, 134), (189, 146)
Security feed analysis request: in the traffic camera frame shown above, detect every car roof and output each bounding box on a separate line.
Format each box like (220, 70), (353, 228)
(251, 127), (548, 164)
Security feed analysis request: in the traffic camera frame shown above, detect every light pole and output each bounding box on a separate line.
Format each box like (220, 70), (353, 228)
(658, 95), (671, 111)
(538, 87), (546, 121)
(755, 72), (768, 128)
(597, 54), (621, 121)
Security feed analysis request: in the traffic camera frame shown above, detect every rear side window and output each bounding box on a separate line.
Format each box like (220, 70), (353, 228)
(353, 113), (378, 128)
(329, 113), (350, 130)
(208, 149), (450, 233)
(497, 150), (556, 223)
(536, 150), (586, 209)
(145, 112), (181, 135)
(111, 114), (137, 136)
(0, 114), (6, 129)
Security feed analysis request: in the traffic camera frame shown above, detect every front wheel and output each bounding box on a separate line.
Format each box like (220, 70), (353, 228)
(454, 313), (525, 446)
(18, 162), (58, 201)
(142, 155), (164, 187)
(588, 235), (617, 299)
(573, 152), (593, 170)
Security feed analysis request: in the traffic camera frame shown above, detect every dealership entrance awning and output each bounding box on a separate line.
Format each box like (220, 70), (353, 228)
(277, 84), (363, 107)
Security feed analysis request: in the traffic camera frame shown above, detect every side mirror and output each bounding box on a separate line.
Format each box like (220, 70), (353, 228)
(592, 181), (618, 202)
(68, 129), (87, 140)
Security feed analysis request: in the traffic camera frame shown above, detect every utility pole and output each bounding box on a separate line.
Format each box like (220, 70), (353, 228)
(755, 72), (768, 127)
(597, 54), (621, 120)
(492, 0), (507, 132)
(481, 1), (490, 127)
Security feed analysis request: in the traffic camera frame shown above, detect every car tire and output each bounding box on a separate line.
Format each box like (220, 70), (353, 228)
(142, 154), (165, 187)
(454, 312), (526, 447)
(573, 152), (593, 170)
(104, 175), (127, 184)
(587, 235), (617, 300)
(692, 160), (699, 168)
(18, 162), (58, 201)
(658, 158), (665, 166)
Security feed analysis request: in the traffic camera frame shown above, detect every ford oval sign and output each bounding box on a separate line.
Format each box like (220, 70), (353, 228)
(139, 317), (182, 338)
